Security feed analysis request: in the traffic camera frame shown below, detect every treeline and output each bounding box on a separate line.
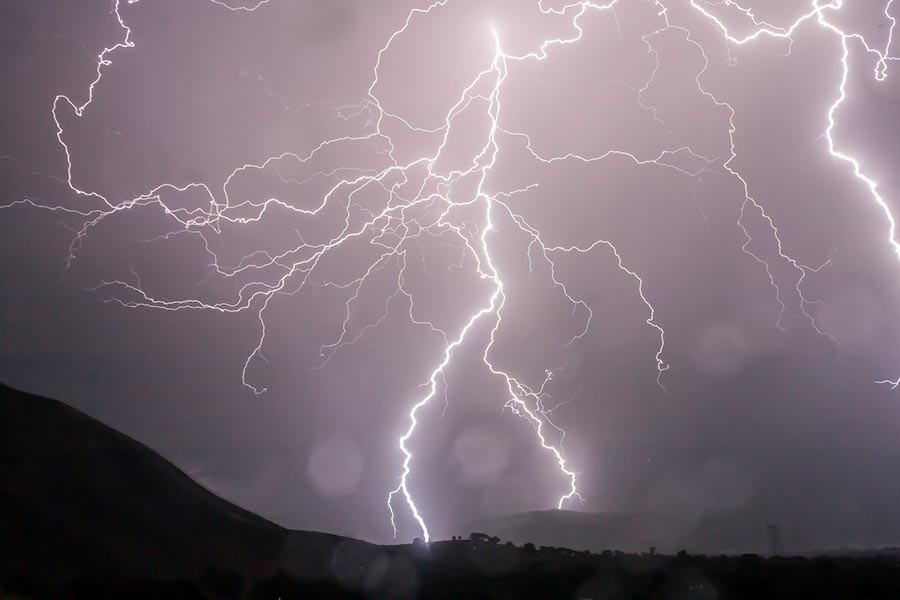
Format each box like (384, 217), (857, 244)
(4, 538), (900, 599)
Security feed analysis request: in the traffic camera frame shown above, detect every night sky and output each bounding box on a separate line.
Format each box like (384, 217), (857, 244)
(2, 0), (900, 549)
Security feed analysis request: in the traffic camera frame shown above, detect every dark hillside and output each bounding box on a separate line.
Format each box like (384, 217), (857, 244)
(0, 383), (361, 581)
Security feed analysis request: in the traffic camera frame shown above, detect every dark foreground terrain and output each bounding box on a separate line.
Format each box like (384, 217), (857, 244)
(3, 383), (900, 599)
(6, 539), (900, 600)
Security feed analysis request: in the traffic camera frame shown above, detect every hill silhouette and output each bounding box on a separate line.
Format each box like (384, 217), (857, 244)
(470, 508), (768, 556)
(7, 382), (900, 599)
(0, 383), (368, 583)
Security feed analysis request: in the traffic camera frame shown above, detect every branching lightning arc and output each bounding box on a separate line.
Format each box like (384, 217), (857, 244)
(3, 0), (898, 542)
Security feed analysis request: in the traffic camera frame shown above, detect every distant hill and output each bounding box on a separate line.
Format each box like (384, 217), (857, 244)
(0, 383), (369, 582)
(7, 382), (900, 599)
(469, 508), (770, 555)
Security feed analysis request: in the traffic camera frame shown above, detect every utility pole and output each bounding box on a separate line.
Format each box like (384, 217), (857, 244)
(766, 522), (783, 556)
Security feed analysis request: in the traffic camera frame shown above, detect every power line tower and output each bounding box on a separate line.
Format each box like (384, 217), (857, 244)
(766, 522), (784, 556)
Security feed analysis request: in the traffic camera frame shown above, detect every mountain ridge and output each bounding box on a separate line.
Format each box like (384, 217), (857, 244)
(0, 382), (368, 582)
(468, 507), (769, 555)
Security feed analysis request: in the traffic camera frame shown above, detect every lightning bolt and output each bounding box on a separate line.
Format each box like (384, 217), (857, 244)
(3, 0), (899, 543)
(682, 0), (898, 380)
